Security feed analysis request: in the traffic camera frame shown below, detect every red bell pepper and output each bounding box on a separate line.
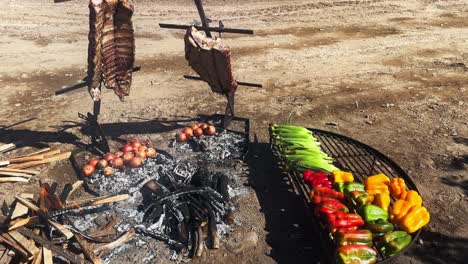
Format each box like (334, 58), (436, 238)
(336, 245), (377, 264)
(310, 187), (345, 204)
(334, 226), (359, 233)
(303, 170), (332, 188)
(314, 199), (349, 217)
(326, 212), (365, 231)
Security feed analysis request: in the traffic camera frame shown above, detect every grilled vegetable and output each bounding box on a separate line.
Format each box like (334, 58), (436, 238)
(380, 231), (412, 256)
(336, 245), (377, 264)
(335, 229), (373, 247)
(404, 190), (422, 207)
(390, 199), (413, 224)
(360, 204), (388, 222)
(389, 178), (407, 199)
(271, 124), (338, 173)
(310, 187), (345, 204)
(365, 219), (394, 237)
(315, 199), (348, 217)
(326, 212), (365, 230)
(332, 170), (354, 183)
(373, 192), (390, 211)
(365, 173), (390, 195)
(349, 191), (374, 208)
(303, 170), (332, 188)
(400, 205), (430, 234)
(335, 182), (365, 195)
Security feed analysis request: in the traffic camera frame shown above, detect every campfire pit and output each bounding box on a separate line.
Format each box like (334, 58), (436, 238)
(69, 125), (250, 263)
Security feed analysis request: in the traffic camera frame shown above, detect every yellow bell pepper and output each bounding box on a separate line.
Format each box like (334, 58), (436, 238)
(404, 190), (422, 207)
(389, 178), (407, 200)
(401, 205), (430, 233)
(390, 199), (413, 224)
(365, 174), (390, 195)
(365, 174), (390, 185)
(374, 192), (390, 211)
(332, 170), (354, 183)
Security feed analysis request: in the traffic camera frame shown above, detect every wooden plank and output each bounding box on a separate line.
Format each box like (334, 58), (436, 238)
(14, 197), (73, 239)
(75, 234), (101, 264)
(47, 220), (74, 240)
(8, 152), (71, 170)
(0, 143), (16, 154)
(32, 248), (42, 264)
(11, 194), (34, 219)
(0, 161), (9, 167)
(17, 228), (90, 264)
(0, 234), (30, 260)
(0, 249), (12, 264)
(8, 217), (37, 231)
(0, 168), (39, 175)
(0, 177), (29, 183)
(10, 149), (60, 164)
(0, 172), (32, 178)
(7, 230), (39, 257)
(16, 148), (50, 158)
(94, 229), (135, 257)
(42, 247), (52, 264)
(66, 181), (84, 202)
(91, 194), (129, 206)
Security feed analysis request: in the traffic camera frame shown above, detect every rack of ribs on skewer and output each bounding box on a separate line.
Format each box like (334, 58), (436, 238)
(184, 26), (238, 96)
(88, 0), (135, 101)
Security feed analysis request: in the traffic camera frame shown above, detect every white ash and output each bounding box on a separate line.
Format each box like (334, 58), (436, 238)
(171, 131), (247, 160)
(69, 130), (250, 262)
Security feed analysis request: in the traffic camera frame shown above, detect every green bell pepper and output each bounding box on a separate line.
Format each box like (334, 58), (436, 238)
(349, 191), (374, 208)
(360, 204), (388, 222)
(335, 182), (366, 195)
(337, 245), (377, 264)
(365, 219), (394, 237)
(380, 231), (412, 256)
(335, 229), (373, 247)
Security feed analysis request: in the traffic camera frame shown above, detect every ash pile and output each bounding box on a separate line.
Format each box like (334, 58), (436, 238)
(75, 130), (250, 263)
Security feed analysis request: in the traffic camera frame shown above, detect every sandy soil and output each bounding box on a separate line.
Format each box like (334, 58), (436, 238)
(0, 0), (467, 263)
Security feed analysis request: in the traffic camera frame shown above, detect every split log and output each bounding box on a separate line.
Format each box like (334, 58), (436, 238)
(10, 149), (60, 164)
(66, 181), (84, 202)
(15, 197), (74, 239)
(42, 247), (53, 264)
(0, 143), (18, 154)
(7, 230), (39, 257)
(0, 249), (13, 264)
(91, 194), (129, 206)
(89, 215), (120, 238)
(11, 194), (34, 219)
(0, 233), (30, 260)
(16, 148), (51, 158)
(8, 217), (37, 231)
(94, 229), (135, 257)
(17, 228), (90, 264)
(32, 248), (43, 264)
(0, 177), (28, 183)
(0, 171), (32, 178)
(66, 194), (127, 208)
(0, 168), (39, 175)
(75, 234), (102, 264)
(8, 152), (71, 169)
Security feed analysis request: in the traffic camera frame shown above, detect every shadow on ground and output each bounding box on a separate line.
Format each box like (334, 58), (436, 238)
(246, 141), (325, 264)
(409, 230), (468, 264)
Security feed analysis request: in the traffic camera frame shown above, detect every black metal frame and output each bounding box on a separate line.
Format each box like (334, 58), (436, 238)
(269, 127), (422, 264)
(160, 0), (262, 128)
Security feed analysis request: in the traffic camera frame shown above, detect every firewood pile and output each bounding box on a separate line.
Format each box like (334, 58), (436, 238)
(0, 145), (71, 184)
(0, 180), (130, 264)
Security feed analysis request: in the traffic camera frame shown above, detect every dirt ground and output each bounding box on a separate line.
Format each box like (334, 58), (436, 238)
(0, 0), (467, 263)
